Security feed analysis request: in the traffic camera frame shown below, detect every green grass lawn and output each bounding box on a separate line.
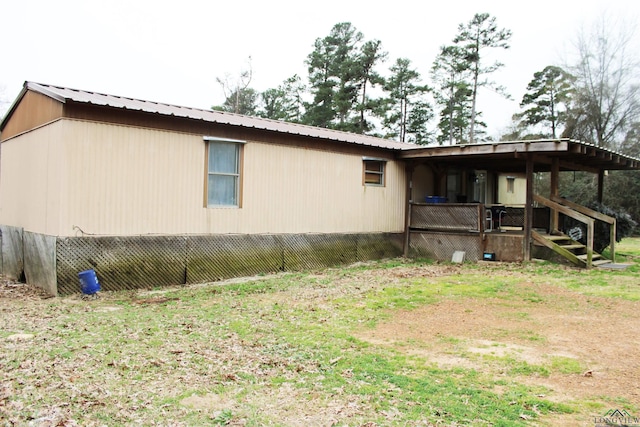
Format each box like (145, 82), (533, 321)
(2, 238), (640, 426)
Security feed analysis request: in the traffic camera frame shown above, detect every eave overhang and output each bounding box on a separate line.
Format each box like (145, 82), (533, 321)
(397, 139), (640, 173)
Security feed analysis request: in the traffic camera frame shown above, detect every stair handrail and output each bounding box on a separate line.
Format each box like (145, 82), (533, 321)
(549, 195), (616, 263)
(533, 194), (595, 268)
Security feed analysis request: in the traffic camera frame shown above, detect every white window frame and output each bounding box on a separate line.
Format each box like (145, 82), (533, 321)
(363, 157), (386, 187)
(204, 136), (245, 208)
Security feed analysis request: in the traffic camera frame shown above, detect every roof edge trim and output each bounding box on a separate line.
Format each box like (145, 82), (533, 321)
(26, 82), (68, 103)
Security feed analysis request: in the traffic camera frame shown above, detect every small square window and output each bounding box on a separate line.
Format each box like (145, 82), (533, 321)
(363, 159), (385, 186)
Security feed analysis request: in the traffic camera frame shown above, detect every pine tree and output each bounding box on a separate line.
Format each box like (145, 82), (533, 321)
(431, 45), (473, 144)
(452, 13), (511, 143)
(303, 22), (386, 134)
(382, 58), (432, 144)
(259, 75), (306, 122)
(516, 66), (575, 138)
(304, 22), (363, 130)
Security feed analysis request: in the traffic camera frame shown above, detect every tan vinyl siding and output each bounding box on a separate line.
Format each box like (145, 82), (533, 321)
(3, 119), (406, 236)
(61, 121), (201, 236)
(497, 173), (526, 205)
(0, 123), (64, 234)
(0, 91), (64, 141)
(239, 143), (405, 234)
(412, 164), (436, 203)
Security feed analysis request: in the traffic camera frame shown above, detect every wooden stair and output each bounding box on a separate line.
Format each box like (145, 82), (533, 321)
(532, 231), (612, 268)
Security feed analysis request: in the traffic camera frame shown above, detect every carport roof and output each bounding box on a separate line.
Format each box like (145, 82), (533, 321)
(398, 139), (640, 173)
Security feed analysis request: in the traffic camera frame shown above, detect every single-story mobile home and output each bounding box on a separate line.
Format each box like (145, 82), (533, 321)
(1, 82), (639, 295)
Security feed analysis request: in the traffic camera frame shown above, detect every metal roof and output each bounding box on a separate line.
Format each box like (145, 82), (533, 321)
(3, 82), (639, 172)
(16, 81), (415, 151)
(398, 139), (640, 171)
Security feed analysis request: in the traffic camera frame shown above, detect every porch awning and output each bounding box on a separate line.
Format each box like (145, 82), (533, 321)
(397, 139), (640, 173)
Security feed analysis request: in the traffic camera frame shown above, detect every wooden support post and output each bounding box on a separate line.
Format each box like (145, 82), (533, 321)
(597, 169), (605, 204)
(403, 163), (414, 257)
(524, 155), (534, 261)
(610, 218), (616, 263)
(597, 169), (616, 262)
(587, 220), (594, 268)
(550, 158), (560, 233)
(478, 203), (485, 253)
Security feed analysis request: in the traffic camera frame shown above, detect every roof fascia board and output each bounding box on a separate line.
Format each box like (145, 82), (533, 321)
(26, 82), (68, 103)
(0, 85), (28, 131)
(398, 140), (570, 159)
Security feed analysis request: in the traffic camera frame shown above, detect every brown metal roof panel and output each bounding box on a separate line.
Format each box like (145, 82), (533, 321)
(25, 82), (412, 151)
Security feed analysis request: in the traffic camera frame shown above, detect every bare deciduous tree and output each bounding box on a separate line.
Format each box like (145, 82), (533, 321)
(565, 13), (640, 148)
(215, 57), (255, 115)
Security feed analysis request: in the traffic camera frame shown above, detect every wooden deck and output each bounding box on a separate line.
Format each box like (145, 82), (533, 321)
(407, 198), (615, 267)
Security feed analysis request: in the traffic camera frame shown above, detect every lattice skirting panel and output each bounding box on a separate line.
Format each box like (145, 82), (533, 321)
(57, 235), (188, 295)
(52, 232), (403, 296)
(409, 231), (482, 261)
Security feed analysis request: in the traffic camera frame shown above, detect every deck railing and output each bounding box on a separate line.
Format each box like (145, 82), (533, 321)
(547, 194), (616, 263)
(410, 203), (484, 232)
(533, 194), (616, 267)
(410, 203), (550, 233)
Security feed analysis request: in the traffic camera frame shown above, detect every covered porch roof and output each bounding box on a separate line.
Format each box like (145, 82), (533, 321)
(397, 139), (640, 173)
(398, 139), (640, 264)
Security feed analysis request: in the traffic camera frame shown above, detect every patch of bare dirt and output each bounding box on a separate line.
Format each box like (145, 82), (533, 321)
(0, 277), (51, 300)
(357, 278), (640, 418)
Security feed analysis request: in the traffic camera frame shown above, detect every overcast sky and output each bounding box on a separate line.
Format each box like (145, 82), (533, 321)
(1, 0), (639, 138)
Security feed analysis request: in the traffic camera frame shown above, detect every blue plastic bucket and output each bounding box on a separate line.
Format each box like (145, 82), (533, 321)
(425, 196), (448, 204)
(78, 269), (101, 295)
